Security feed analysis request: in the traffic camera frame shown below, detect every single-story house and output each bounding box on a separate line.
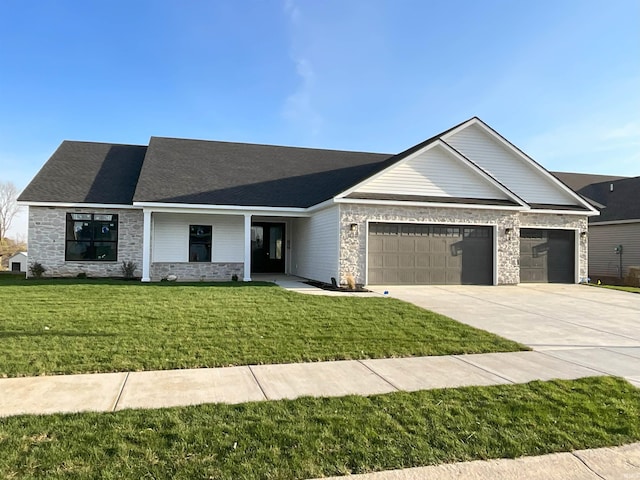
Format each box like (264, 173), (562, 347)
(9, 251), (28, 273)
(18, 117), (598, 285)
(554, 173), (639, 280)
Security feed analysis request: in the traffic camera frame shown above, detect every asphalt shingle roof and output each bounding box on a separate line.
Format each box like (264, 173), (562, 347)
(577, 176), (640, 222)
(132, 137), (392, 207)
(18, 141), (147, 204)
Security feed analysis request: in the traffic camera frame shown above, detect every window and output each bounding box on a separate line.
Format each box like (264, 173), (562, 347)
(66, 213), (118, 261)
(189, 225), (212, 262)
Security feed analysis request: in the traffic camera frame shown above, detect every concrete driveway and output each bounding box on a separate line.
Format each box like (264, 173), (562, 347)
(369, 284), (640, 387)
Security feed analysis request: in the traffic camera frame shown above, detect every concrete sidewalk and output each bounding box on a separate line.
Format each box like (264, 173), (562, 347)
(0, 350), (605, 417)
(312, 442), (640, 480)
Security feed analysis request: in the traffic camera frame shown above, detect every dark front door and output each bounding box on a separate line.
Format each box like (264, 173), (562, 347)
(11, 262), (21, 272)
(251, 222), (285, 273)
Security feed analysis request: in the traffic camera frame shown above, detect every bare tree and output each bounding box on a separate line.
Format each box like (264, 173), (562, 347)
(0, 181), (20, 241)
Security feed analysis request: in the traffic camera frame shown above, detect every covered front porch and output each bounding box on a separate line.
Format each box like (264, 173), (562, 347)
(138, 207), (314, 282)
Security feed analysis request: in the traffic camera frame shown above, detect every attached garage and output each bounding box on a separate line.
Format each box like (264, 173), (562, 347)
(520, 229), (575, 283)
(367, 223), (493, 285)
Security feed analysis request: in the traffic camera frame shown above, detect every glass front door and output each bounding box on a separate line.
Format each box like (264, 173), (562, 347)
(251, 222), (285, 273)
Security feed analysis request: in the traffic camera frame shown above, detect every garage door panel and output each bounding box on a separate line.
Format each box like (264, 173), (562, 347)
(368, 223), (493, 285)
(520, 229), (574, 283)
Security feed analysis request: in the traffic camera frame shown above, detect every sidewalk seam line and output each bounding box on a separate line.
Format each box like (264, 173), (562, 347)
(570, 452), (607, 480)
(247, 366), (269, 401)
(356, 360), (401, 391)
(112, 372), (130, 412)
(602, 347), (640, 360)
(452, 355), (516, 384)
(537, 350), (612, 377)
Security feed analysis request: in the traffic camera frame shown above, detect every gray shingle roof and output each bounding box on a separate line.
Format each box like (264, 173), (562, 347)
(132, 137), (392, 207)
(551, 171), (628, 192)
(577, 176), (640, 222)
(18, 141), (147, 204)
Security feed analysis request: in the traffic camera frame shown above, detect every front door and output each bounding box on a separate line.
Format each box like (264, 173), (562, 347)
(251, 222), (285, 273)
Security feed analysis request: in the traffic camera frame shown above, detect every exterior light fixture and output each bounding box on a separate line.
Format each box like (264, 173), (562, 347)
(350, 223), (358, 232)
(580, 231), (587, 238)
(505, 227), (514, 236)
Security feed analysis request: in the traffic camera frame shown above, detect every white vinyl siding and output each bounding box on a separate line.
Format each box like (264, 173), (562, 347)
(152, 213), (244, 263)
(588, 223), (640, 277)
(445, 124), (576, 205)
(291, 206), (339, 283)
(354, 144), (509, 200)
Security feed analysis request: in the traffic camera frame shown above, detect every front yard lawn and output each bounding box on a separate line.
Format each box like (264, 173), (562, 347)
(0, 280), (526, 376)
(0, 376), (638, 479)
(0, 278), (525, 377)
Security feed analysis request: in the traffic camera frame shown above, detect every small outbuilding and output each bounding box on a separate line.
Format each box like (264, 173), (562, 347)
(9, 252), (28, 273)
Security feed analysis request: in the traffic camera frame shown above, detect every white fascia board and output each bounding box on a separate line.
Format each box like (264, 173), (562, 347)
(526, 208), (599, 216)
(134, 202), (310, 217)
(335, 197), (527, 211)
(442, 119), (599, 215)
(589, 218), (640, 226)
(17, 201), (140, 209)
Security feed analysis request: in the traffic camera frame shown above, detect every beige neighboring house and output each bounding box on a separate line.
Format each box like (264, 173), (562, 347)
(9, 252), (28, 273)
(18, 117), (598, 285)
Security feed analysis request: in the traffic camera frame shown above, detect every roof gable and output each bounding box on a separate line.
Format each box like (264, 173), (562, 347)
(443, 119), (593, 210)
(340, 140), (524, 206)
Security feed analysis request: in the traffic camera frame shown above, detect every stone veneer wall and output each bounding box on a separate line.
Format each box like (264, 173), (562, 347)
(28, 206), (143, 278)
(150, 262), (244, 282)
(339, 204), (519, 285)
(339, 204), (589, 285)
(519, 212), (589, 282)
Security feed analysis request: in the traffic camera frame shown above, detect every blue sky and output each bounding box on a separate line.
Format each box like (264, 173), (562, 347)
(1, 0), (638, 238)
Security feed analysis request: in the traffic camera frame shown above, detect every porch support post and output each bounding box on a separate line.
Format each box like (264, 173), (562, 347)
(243, 213), (252, 281)
(141, 209), (152, 282)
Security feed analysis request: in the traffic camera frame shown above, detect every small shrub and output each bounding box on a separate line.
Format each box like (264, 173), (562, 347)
(121, 261), (138, 280)
(29, 262), (46, 279)
(76, 272), (87, 279)
(232, 274), (239, 282)
(345, 273), (356, 290)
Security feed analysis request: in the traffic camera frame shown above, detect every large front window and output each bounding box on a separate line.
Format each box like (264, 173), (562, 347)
(189, 225), (212, 262)
(65, 213), (118, 261)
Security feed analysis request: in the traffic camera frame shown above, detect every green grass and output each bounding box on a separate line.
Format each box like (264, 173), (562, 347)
(0, 376), (638, 479)
(590, 283), (640, 294)
(0, 278), (525, 377)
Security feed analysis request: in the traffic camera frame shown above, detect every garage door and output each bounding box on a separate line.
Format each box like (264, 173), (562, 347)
(368, 223), (493, 285)
(520, 229), (574, 283)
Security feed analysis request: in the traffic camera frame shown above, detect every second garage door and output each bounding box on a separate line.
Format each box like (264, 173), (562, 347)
(368, 223), (493, 285)
(520, 229), (575, 283)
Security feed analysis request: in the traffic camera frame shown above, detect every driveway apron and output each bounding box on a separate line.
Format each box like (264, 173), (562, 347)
(369, 284), (640, 386)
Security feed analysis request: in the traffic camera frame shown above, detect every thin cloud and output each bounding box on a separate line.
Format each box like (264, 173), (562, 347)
(282, 0), (323, 137)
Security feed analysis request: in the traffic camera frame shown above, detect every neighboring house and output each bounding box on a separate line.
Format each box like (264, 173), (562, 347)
(555, 173), (639, 280)
(9, 252), (27, 273)
(18, 117), (597, 285)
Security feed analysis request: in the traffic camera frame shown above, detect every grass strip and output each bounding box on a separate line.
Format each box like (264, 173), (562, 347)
(0, 279), (525, 377)
(589, 283), (640, 294)
(0, 376), (638, 479)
